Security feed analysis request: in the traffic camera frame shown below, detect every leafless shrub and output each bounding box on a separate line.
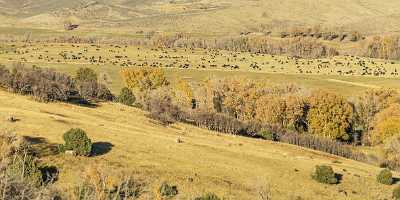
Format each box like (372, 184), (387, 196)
(0, 64), (77, 102)
(146, 89), (183, 125)
(278, 130), (367, 161)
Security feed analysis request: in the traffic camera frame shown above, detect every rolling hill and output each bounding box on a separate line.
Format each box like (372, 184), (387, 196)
(0, 90), (398, 200)
(1, 0), (400, 35)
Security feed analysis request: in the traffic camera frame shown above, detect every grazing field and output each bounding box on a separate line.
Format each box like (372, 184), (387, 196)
(1, 42), (400, 95)
(0, 90), (398, 200)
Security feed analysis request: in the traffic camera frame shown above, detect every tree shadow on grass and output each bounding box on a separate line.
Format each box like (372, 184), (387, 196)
(335, 173), (343, 184)
(23, 136), (59, 157)
(91, 142), (114, 156)
(393, 177), (400, 184)
(40, 165), (59, 184)
(68, 98), (99, 108)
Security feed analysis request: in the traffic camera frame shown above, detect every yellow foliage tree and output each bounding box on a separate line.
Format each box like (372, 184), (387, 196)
(371, 103), (400, 144)
(174, 79), (194, 109)
(255, 95), (306, 130)
(120, 67), (169, 92)
(356, 88), (399, 133)
(307, 91), (354, 141)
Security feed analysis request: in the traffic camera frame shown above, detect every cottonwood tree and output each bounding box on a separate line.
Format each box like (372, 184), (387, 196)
(307, 91), (354, 141)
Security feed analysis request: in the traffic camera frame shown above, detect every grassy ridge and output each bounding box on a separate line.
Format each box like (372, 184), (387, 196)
(1, 0), (400, 35)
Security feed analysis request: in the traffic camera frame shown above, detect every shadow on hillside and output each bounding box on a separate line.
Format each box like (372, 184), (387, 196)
(394, 177), (400, 184)
(68, 98), (99, 108)
(23, 136), (59, 157)
(335, 173), (343, 184)
(91, 142), (114, 156)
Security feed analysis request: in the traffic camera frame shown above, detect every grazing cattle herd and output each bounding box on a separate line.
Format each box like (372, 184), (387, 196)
(0, 42), (399, 78)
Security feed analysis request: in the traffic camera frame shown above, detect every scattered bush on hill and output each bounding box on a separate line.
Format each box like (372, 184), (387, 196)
(117, 87), (136, 106)
(75, 166), (141, 200)
(0, 133), (60, 200)
(312, 165), (338, 184)
(376, 169), (393, 185)
(194, 193), (221, 200)
(158, 182), (178, 198)
(59, 128), (92, 156)
(257, 129), (278, 141)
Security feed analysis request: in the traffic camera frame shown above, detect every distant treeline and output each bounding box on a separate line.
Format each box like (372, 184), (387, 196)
(1, 31), (400, 60)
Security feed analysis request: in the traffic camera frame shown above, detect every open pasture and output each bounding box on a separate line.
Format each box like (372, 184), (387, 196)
(0, 42), (400, 95)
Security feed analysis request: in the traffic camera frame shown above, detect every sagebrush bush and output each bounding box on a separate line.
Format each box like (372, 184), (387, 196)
(257, 130), (277, 141)
(7, 153), (43, 186)
(60, 128), (92, 156)
(118, 87), (136, 106)
(312, 165), (338, 184)
(159, 182), (178, 198)
(194, 193), (221, 200)
(394, 185), (400, 200)
(377, 169), (393, 185)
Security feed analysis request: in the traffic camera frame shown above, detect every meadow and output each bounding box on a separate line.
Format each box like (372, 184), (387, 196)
(1, 42), (399, 96)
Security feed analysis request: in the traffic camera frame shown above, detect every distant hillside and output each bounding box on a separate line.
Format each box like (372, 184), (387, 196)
(1, 0), (400, 35)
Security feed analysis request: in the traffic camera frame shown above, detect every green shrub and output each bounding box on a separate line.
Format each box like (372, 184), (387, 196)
(7, 153), (43, 186)
(377, 169), (393, 185)
(60, 128), (92, 156)
(159, 182), (178, 198)
(312, 165), (338, 184)
(117, 87), (136, 106)
(194, 193), (221, 200)
(75, 67), (97, 83)
(393, 185), (400, 200)
(257, 130), (277, 141)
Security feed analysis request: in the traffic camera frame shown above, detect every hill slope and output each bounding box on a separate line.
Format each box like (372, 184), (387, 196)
(1, 0), (400, 35)
(0, 90), (396, 199)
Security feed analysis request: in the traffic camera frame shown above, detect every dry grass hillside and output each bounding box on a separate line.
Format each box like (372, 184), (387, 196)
(0, 90), (398, 200)
(1, 0), (400, 35)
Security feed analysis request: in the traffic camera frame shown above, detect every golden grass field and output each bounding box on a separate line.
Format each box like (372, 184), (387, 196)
(1, 42), (400, 96)
(1, 0), (400, 35)
(0, 90), (399, 200)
